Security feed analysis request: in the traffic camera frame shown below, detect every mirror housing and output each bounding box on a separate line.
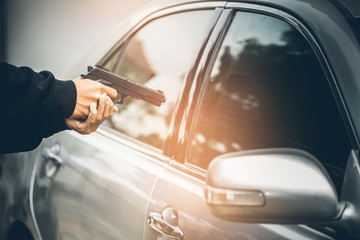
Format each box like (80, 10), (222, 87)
(205, 148), (344, 223)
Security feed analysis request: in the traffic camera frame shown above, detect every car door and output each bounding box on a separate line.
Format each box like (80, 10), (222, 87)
(145, 4), (355, 240)
(32, 4), (223, 240)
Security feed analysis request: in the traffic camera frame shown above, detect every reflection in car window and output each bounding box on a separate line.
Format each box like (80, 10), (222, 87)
(104, 10), (214, 149)
(187, 11), (351, 192)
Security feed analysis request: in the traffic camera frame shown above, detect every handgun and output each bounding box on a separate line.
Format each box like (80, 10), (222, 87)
(81, 64), (166, 107)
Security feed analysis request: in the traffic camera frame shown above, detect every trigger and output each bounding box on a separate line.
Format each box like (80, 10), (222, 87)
(119, 94), (127, 104)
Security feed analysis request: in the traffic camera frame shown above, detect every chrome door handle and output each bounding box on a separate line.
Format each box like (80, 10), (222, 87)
(148, 207), (184, 240)
(43, 144), (63, 166)
(42, 144), (63, 177)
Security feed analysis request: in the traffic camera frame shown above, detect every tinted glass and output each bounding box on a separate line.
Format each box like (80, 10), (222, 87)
(104, 10), (214, 149)
(187, 11), (351, 191)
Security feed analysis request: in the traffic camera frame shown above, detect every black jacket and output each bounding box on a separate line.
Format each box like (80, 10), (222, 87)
(0, 62), (77, 153)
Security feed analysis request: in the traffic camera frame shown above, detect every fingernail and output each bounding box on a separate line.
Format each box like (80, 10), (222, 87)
(114, 106), (118, 112)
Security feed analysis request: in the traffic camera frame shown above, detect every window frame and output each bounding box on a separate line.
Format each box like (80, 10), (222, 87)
(173, 3), (357, 179)
(98, 2), (227, 67)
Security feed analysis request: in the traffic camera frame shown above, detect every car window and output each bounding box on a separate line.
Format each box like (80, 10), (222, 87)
(187, 11), (351, 192)
(103, 10), (215, 149)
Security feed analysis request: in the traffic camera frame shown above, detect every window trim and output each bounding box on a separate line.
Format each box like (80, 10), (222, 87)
(182, 3), (357, 174)
(98, 2), (227, 67)
(166, 8), (232, 162)
(97, 125), (170, 164)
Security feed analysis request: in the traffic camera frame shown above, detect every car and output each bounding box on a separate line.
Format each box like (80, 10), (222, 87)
(1, 0), (360, 239)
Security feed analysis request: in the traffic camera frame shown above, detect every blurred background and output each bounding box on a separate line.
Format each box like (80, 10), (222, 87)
(0, 0), (148, 77)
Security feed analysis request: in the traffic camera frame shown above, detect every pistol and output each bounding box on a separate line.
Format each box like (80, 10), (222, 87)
(81, 64), (166, 107)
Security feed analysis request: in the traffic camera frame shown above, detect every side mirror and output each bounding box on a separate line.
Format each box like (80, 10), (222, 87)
(205, 148), (345, 223)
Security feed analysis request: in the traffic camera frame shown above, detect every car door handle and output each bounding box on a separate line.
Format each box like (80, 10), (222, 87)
(147, 207), (184, 240)
(43, 144), (63, 166)
(42, 144), (63, 177)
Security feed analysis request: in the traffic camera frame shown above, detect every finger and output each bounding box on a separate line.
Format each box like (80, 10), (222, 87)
(79, 103), (98, 134)
(97, 93), (107, 121)
(101, 84), (118, 100)
(104, 96), (114, 118)
(71, 77), (99, 119)
(65, 102), (100, 135)
(88, 102), (97, 124)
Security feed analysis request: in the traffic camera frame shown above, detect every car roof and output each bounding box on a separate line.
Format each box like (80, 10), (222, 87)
(336, 0), (360, 17)
(150, 0), (360, 18)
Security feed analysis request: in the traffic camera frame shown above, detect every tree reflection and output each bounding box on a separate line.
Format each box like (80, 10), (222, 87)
(190, 25), (350, 193)
(106, 10), (215, 150)
(108, 37), (176, 149)
(116, 39), (156, 85)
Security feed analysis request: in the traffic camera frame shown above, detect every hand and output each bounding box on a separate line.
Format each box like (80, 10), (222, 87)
(65, 93), (118, 135)
(70, 77), (117, 119)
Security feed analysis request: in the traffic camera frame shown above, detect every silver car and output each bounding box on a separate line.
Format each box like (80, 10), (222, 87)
(1, 0), (360, 239)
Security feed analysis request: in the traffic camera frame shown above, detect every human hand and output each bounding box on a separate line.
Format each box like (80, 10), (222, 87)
(65, 93), (118, 135)
(70, 77), (117, 119)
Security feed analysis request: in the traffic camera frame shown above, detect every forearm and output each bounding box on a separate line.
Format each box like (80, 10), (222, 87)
(1, 62), (76, 119)
(0, 62), (77, 153)
(0, 61), (118, 154)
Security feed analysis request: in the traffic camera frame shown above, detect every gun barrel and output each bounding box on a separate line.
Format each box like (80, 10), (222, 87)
(81, 65), (166, 107)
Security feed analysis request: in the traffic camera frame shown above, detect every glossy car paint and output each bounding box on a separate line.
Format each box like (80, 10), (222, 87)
(32, 128), (169, 239)
(0, 151), (40, 239)
(205, 149), (341, 222)
(145, 160), (337, 240)
(0, 0), (359, 239)
(339, 150), (360, 236)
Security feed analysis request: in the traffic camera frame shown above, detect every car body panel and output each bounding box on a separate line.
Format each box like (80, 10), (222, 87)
(336, 0), (360, 17)
(146, 1), (360, 239)
(1, 0), (360, 240)
(145, 161), (335, 240)
(32, 128), (169, 240)
(0, 150), (40, 239)
(337, 150), (360, 236)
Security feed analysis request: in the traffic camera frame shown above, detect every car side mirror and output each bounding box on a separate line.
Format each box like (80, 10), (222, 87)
(205, 148), (345, 223)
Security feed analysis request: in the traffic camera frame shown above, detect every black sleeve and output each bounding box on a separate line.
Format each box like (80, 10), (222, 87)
(0, 61), (77, 153)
